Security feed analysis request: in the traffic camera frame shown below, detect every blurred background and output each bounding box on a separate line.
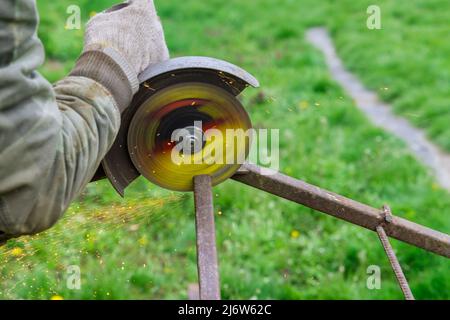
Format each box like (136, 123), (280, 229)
(0, 0), (449, 299)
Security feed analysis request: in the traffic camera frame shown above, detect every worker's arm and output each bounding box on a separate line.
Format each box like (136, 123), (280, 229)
(0, 0), (169, 242)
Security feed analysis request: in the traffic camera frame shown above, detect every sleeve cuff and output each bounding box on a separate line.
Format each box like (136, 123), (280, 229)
(69, 48), (139, 112)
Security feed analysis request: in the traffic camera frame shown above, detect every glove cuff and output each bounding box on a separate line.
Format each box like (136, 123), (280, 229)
(70, 48), (139, 112)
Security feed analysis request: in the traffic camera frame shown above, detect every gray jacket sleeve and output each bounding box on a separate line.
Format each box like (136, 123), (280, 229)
(0, 0), (130, 241)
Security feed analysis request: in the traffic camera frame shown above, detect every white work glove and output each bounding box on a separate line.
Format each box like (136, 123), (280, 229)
(85, 0), (169, 75)
(71, 0), (170, 111)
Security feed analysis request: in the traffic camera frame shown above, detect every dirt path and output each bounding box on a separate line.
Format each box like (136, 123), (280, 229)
(306, 27), (450, 191)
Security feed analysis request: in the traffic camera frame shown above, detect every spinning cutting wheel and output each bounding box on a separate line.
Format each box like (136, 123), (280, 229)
(127, 82), (252, 191)
(97, 56), (260, 196)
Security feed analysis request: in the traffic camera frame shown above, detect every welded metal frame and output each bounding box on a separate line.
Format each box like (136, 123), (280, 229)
(91, 56), (450, 299)
(192, 163), (450, 300)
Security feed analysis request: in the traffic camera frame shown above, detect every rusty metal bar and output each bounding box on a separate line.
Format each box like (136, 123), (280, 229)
(376, 205), (414, 300)
(376, 227), (414, 300)
(193, 175), (221, 300)
(232, 164), (450, 258)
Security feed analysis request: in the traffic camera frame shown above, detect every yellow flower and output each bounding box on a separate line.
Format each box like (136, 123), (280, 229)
(89, 11), (97, 18)
(290, 230), (300, 239)
(10, 247), (23, 257)
(298, 101), (309, 110)
(431, 183), (440, 191)
(138, 236), (148, 246)
(50, 295), (64, 300)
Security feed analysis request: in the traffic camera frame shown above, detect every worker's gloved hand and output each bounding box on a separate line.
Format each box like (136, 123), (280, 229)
(85, 0), (169, 76)
(70, 0), (169, 112)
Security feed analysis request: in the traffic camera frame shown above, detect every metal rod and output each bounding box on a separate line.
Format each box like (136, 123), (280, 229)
(232, 164), (450, 258)
(376, 205), (414, 300)
(376, 225), (414, 300)
(193, 175), (221, 300)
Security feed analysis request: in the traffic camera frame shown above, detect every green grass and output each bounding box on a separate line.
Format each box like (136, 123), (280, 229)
(0, 0), (449, 299)
(322, 0), (450, 151)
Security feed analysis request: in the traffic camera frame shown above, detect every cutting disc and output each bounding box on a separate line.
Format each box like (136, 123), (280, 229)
(128, 82), (252, 191)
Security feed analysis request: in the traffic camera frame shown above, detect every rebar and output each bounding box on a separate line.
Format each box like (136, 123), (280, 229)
(376, 205), (414, 300)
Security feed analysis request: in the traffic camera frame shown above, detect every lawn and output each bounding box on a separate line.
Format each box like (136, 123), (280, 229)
(0, 0), (448, 299)
(323, 0), (450, 151)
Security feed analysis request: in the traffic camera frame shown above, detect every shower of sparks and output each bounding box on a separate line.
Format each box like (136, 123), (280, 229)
(0, 191), (182, 299)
